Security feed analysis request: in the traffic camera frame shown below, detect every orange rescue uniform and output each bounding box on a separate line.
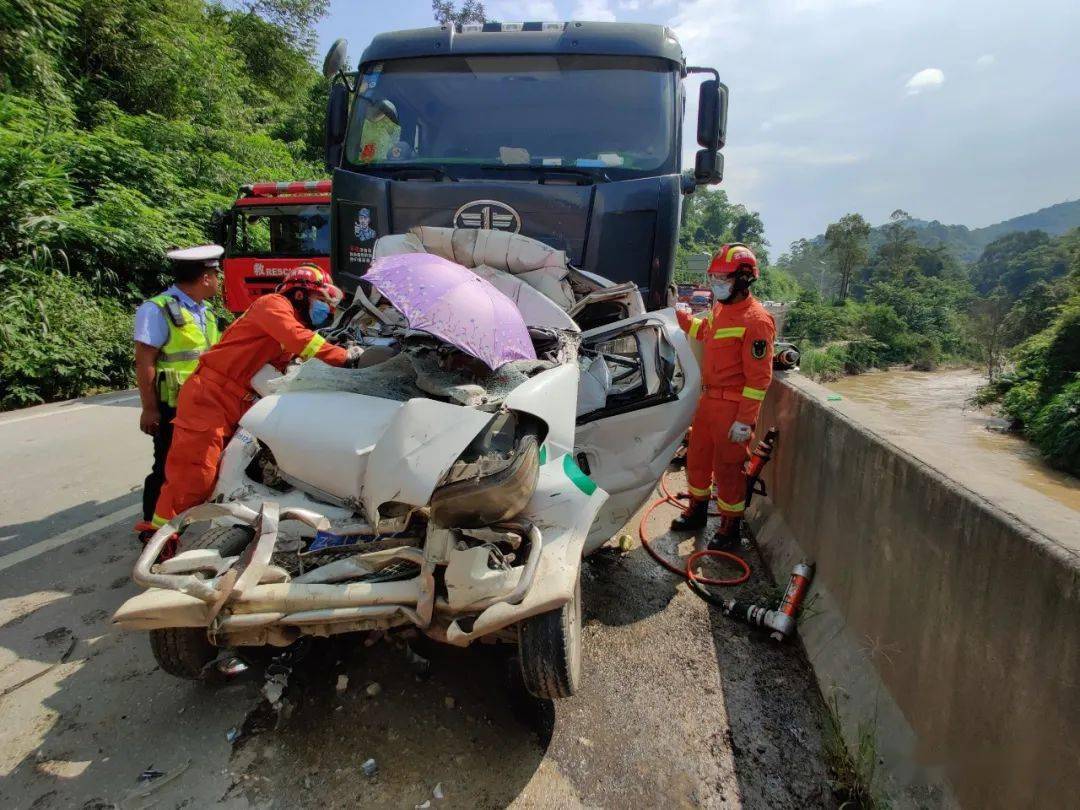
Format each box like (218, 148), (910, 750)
(151, 293), (348, 527)
(677, 295), (775, 517)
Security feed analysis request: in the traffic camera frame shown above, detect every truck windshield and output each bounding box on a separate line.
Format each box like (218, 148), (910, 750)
(344, 55), (677, 179)
(229, 205), (330, 257)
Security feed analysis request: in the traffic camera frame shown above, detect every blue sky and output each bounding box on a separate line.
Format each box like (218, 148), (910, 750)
(315, 0), (1080, 254)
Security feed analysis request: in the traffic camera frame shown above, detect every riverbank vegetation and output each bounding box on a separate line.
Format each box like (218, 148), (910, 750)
(0, 0), (327, 408)
(777, 210), (976, 377)
(969, 230), (1080, 474)
(777, 208), (1079, 474)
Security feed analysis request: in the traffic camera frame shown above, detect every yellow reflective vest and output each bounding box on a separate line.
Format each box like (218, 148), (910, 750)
(149, 294), (220, 406)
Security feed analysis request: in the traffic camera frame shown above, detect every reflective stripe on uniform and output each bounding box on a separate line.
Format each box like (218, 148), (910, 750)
(159, 349), (205, 362)
(688, 484), (712, 498)
(688, 318), (703, 339)
(713, 326), (746, 339)
(716, 497), (745, 512)
(151, 513), (167, 528)
(742, 386), (767, 401)
(299, 333), (326, 360)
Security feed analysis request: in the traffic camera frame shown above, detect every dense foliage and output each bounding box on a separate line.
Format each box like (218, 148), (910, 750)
(972, 229), (1080, 474)
(0, 0), (327, 408)
(779, 212), (975, 376)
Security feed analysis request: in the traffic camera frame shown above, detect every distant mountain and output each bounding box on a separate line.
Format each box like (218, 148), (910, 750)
(969, 199), (1080, 244)
(805, 199), (1080, 263)
(902, 199), (1080, 262)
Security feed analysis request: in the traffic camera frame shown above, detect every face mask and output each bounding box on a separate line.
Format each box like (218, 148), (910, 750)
(711, 281), (734, 302)
(309, 299), (331, 326)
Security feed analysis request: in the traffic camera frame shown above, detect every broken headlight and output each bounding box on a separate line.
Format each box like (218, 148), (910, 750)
(429, 411), (542, 529)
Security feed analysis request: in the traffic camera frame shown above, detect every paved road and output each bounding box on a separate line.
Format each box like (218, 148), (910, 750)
(0, 393), (837, 809)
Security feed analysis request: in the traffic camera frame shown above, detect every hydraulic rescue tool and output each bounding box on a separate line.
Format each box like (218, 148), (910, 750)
(743, 427), (778, 508)
(720, 562), (815, 642)
(773, 341), (800, 370)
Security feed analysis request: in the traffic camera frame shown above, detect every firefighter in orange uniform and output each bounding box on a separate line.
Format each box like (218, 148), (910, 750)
(672, 244), (775, 548)
(150, 265), (373, 536)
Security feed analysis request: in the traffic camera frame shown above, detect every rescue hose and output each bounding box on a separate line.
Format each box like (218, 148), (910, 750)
(638, 470), (751, 593)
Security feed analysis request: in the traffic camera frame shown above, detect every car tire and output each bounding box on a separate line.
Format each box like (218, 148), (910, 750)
(149, 524), (254, 681)
(518, 575), (582, 700)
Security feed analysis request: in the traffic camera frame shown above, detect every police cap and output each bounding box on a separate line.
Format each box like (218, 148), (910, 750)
(167, 244), (224, 266)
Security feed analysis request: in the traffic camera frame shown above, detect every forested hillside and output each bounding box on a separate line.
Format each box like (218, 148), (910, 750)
(788, 199), (1080, 264)
(0, 0), (328, 408)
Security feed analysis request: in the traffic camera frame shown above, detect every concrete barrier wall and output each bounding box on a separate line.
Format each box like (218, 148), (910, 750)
(747, 372), (1080, 809)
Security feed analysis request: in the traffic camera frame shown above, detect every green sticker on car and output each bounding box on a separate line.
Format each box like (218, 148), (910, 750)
(562, 453), (597, 495)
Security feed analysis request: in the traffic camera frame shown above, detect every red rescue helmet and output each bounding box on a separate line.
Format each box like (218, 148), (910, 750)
(277, 264), (343, 306)
(708, 243), (759, 280)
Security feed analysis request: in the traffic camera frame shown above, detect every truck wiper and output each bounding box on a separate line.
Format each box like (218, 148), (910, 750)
(478, 164), (609, 184)
(378, 164), (458, 182)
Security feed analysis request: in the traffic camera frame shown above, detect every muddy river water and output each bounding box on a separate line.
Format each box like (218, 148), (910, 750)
(826, 368), (1080, 514)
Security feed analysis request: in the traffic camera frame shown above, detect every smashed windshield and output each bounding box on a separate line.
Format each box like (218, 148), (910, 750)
(229, 205), (330, 257)
(344, 55), (677, 178)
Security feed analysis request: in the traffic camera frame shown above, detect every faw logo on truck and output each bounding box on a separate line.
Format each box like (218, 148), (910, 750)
(453, 200), (521, 233)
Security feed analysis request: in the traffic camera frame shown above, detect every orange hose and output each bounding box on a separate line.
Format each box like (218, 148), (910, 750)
(638, 471), (751, 588)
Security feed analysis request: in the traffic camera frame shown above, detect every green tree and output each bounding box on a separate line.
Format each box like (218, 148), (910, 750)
(775, 238), (831, 296)
(242, 0), (329, 51)
(969, 288), (1011, 382)
(824, 213), (870, 302)
(875, 209), (917, 280)
(432, 0), (486, 25)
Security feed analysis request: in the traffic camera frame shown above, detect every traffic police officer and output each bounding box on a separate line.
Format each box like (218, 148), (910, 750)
(672, 243), (775, 548)
(133, 245), (223, 539)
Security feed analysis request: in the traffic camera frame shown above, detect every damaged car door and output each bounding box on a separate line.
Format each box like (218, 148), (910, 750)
(573, 309), (700, 552)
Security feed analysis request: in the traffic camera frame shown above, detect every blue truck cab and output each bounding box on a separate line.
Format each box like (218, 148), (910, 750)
(322, 21), (727, 313)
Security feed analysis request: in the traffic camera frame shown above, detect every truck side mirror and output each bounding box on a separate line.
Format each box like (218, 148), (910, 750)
(325, 82), (349, 171)
(323, 38), (349, 79)
(697, 79), (728, 150)
(694, 149), (724, 185)
(694, 78), (727, 186)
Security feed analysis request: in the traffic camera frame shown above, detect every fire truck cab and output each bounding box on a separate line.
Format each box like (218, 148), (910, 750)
(215, 180), (333, 313)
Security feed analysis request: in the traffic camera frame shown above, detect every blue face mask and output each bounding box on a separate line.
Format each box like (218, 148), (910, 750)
(309, 299), (331, 326)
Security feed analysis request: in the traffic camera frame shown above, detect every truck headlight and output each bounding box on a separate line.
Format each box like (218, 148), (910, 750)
(430, 411), (542, 529)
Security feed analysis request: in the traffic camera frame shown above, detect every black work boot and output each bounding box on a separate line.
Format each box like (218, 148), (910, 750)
(671, 498), (709, 531)
(708, 516), (743, 550)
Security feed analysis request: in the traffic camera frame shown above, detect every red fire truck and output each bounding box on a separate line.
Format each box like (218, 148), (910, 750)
(214, 180), (333, 313)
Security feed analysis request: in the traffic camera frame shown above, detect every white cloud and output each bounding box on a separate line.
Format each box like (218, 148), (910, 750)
(572, 0), (617, 21)
(618, 0), (641, 9)
(904, 67), (945, 95)
(975, 53), (996, 68)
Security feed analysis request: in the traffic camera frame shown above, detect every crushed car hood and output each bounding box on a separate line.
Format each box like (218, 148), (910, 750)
(240, 391), (492, 518)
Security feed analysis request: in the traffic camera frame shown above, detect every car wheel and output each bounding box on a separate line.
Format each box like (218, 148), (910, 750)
(149, 524), (254, 681)
(518, 574), (582, 699)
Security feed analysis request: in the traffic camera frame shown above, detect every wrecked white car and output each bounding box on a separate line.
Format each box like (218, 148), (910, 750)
(113, 227), (699, 699)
